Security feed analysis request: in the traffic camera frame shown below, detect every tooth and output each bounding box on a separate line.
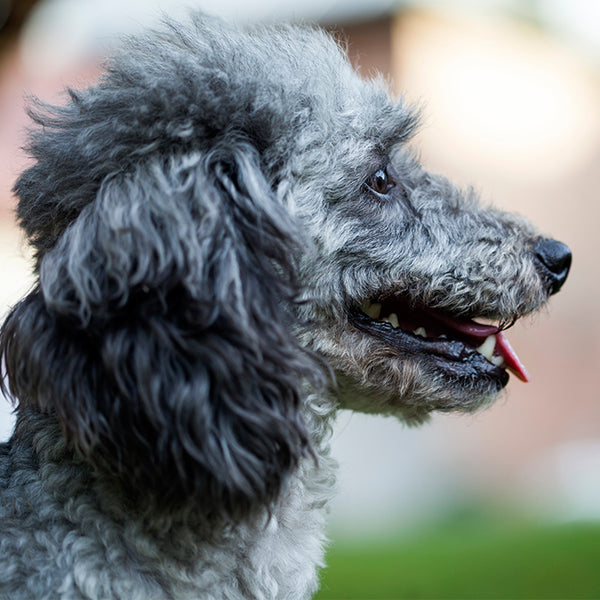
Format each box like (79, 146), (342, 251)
(414, 327), (427, 337)
(360, 300), (382, 320)
(367, 303), (382, 319)
(474, 317), (497, 327)
(388, 313), (399, 328)
(476, 335), (496, 360)
(490, 355), (505, 367)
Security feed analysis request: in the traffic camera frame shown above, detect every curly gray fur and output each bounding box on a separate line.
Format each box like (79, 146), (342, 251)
(0, 14), (569, 599)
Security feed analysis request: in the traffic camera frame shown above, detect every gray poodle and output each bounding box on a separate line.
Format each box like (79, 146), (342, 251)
(0, 15), (570, 600)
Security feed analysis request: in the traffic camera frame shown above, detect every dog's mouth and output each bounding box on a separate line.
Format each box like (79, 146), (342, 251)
(349, 295), (529, 387)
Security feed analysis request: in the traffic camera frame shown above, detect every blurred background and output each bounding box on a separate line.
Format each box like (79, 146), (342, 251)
(1, 0), (599, 597)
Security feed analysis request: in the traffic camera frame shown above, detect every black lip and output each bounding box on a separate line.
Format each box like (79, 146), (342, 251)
(349, 307), (509, 387)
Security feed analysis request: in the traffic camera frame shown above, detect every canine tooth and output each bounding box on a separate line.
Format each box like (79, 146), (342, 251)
(414, 327), (427, 337)
(388, 313), (399, 328)
(367, 303), (382, 319)
(360, 300), (382, 320)
(490, 355), (505, 367)
(476, 335), (496, 360)
(474, 317), (498, 327)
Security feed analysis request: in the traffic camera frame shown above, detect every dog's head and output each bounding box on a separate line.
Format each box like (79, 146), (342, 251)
(0, 16), (569, 516)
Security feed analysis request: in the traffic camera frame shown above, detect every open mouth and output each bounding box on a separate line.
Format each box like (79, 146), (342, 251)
(350, 295), (529, 386)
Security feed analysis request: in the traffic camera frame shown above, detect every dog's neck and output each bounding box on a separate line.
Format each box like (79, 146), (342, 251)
(9, 396), (338, 532)
(5, 404), (336, 598)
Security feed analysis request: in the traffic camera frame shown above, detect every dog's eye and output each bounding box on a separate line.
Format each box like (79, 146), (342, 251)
(365, 167), (395, 196)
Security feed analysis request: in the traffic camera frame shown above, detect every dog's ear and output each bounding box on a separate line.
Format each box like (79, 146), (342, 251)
(1, 146), (321, 519)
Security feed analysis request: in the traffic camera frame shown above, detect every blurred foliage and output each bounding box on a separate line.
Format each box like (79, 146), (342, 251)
(317, 511), (600, 599)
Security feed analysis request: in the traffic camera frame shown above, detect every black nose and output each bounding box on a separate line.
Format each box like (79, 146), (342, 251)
(533, 238), (572, 295)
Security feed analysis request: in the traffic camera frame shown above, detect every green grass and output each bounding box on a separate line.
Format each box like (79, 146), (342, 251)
(316, 518), (600, 599)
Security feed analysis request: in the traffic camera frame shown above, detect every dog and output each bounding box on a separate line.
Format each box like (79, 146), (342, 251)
(0, 15), (571, 599)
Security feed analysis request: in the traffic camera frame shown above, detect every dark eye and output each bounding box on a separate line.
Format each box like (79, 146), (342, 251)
(365, 167), (395, 196)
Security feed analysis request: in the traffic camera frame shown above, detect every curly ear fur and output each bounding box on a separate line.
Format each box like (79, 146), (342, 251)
(1, 144), (321, 519)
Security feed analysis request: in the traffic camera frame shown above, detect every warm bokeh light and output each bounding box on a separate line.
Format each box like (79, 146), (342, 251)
(393, 11), (600, 185)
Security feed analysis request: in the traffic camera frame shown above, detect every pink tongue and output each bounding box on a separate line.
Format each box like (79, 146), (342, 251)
(495, 331), (530, 383)
(433, 311), (498, 337)
(431, 311), (530, 382)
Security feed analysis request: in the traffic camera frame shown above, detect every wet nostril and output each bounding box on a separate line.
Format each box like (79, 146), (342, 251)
(533, 238), (572, 295)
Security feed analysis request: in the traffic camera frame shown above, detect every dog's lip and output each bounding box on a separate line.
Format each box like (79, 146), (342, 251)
(349, 299), (529, 384)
